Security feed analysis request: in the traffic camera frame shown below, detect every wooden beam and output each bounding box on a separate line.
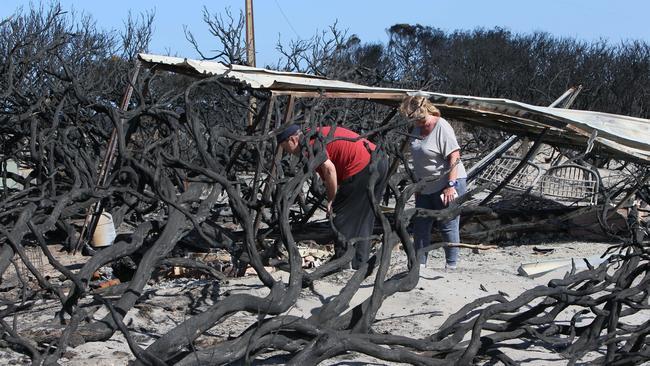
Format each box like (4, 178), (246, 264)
(270, 90), (405, 101)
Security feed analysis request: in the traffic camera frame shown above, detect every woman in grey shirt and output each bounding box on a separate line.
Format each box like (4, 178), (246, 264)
(399, 96), (467, 270)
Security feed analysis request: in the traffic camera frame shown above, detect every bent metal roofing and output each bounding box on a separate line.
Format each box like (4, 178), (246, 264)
(137, 53), (650, 163)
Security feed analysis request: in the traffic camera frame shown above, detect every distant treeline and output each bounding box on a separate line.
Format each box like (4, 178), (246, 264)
(292, 24), (650, 119)
(3, 3), (650, 121)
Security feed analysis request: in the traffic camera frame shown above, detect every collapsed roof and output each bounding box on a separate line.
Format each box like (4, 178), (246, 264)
(138, 53), (650, 163)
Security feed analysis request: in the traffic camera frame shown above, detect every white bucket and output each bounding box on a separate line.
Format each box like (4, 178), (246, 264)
(91, 212), (117, 248)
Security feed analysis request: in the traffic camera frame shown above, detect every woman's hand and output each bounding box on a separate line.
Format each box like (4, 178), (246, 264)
(441, 187), (458, 206)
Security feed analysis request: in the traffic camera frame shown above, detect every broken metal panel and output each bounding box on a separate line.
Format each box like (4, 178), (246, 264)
(537, 108), (650, 151)
(518, 254), (611, 278)
(467, 88), (580, 183)
(419, 93), (650, 163)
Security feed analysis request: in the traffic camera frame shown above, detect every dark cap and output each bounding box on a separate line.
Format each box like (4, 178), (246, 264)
(276, 124), (300, 143)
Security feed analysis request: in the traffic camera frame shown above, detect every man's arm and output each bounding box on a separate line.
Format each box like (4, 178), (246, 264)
(316, 159), (337, 213)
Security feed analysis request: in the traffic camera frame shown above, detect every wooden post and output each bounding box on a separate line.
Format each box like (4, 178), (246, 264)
(250, 95), (276, 197)
(254, 95), (295, 233)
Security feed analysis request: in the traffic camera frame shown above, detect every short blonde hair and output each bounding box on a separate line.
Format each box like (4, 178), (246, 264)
(399, 96), (441, 120)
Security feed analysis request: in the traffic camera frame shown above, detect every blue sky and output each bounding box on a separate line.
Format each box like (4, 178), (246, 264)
(2, 1), (650, 67)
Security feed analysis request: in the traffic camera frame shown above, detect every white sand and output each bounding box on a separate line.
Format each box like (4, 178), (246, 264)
(2, 241), (635, 365)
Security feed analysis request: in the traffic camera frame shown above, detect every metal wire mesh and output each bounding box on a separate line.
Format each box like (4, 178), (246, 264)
(538, 164), (599, 205)
(476, 157), (600, 207)
(476, 156), (542, 191)
(15, 246), (44, 279)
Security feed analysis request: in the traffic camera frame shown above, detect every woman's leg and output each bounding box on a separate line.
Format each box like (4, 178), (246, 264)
(438, 178), (467, 267)
(413, 193), (435, 265)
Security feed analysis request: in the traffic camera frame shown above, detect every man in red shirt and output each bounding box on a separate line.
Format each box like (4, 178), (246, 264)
(277, 124), (388, 269)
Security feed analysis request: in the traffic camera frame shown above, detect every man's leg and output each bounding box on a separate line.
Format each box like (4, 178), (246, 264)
(332, 179), (354, 260)
(372, 155), (389, 203)
(333, 165), (374, 268)
(354, 154), (391, 268)
(332, 155), (389, 269)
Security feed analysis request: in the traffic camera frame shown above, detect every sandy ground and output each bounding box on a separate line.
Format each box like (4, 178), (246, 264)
(0, 239), (633, 365)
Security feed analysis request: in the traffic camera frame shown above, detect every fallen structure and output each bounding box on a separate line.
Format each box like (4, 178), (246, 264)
(137, 53), (650, 162)
(131, 53), (647, 245)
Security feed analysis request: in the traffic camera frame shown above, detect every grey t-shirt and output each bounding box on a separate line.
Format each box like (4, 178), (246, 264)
(410, 117), (467, 194)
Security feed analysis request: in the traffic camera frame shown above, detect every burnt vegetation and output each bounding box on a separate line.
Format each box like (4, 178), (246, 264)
(1, 3), (649, 365)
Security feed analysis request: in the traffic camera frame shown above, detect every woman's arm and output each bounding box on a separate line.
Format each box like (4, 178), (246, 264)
(447, 149), (460, 182)
(442, 149), (461, 205)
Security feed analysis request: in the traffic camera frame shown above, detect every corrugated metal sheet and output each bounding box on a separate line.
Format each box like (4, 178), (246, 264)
(138, 53), (406, 92)
(137, 53), (650, 163)
(419, 92), (650, 161)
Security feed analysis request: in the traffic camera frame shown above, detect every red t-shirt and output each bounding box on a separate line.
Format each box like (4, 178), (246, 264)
(310, 126), (376, 181)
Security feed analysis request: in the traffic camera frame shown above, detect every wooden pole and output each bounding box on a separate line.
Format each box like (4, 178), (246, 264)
(245, 0), (256, 67)
(245, 0), (257, 127)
